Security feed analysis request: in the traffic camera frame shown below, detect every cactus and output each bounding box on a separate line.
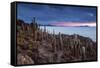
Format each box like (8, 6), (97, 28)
(59, 32), (63, 51)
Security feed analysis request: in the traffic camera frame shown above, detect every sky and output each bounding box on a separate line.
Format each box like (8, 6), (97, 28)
(17, 3), (97, 27)
(17, 3), (97, 41)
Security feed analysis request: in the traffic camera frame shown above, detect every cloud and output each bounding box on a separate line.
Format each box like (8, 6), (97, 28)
(87, 13), (94, 17)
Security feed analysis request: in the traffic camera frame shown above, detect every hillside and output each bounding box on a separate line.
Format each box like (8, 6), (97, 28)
(16, 19), (97, 65)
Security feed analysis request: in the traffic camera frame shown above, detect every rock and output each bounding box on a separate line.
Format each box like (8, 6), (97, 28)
(17, 53), (34, 65)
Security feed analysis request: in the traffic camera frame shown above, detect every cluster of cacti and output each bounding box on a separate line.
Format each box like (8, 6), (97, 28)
(16, 19), (97, 65)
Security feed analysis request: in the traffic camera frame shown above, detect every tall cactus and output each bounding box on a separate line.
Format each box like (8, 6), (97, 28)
(44, 26), (46, 33)
(34, 30), (37, 41)
(59, 32), (63, 51)
(41, 28), (43, 41)
(32, 17), (38, 41)
(53, 29), (57, 52)
(82, 46), (86, 60)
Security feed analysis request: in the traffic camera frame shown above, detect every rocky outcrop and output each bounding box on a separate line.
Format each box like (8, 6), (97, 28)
(17, 53), (34, 65)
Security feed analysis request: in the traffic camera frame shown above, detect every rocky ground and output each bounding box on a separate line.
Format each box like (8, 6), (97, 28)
(16, 19), (97, 65)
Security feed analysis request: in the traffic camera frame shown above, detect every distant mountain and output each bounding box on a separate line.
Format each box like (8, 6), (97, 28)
(47, 24), (95, 27)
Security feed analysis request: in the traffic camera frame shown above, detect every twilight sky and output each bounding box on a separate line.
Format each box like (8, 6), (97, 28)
(17, 3), (97, 27)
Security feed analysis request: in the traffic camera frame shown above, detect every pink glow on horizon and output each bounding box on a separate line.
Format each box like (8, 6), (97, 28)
(50, 22), (96, 27)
